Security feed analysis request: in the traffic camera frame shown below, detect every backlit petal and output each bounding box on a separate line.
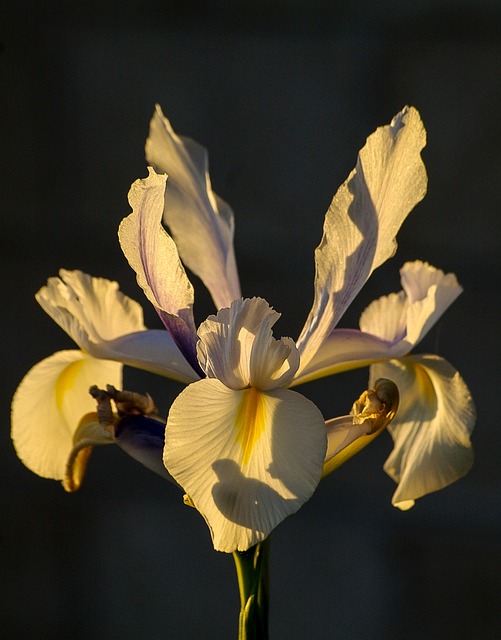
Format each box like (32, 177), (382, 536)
(399, 261), (462, 345)
(197, 298), (299, 391)
(164, 379), (326, 552)
(297, 107), (427, 372)
(119, 168), (198, 367)
(11, 350), (122, 481)
(369, 355), (475, 509)
(146, 105), (241, 309)
(36, 270), (145, 349)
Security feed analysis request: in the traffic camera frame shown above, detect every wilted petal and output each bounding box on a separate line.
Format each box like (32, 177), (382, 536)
(63, 413), (114, 492)
(146, 105), (241, 309)
(11, 350), (122, 482)
(36, 270), (145, 349)
(369, 355), (475, 510)
(119, 168), (198, 367)
(197, 298), (299, 391)
(322, 378), (399, 476)
(297, 107), (427, 372)
(164, 379), (326, 552)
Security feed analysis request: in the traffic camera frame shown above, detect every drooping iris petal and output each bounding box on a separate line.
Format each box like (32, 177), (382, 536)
(296, 107), (427, 373)
(197, 298), (299, 391)
(36, 269), (199, 382)
(119, 168), (199, 368)
(11, 350), (121, 481)
(36, 269), (145, 348)
(369, 355), (475, 510)
(145, 104), (241, 310)
(293, 261), (462, 385)
(164, 378), (326, 552)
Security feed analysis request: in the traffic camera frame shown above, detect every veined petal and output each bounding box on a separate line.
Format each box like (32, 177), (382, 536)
(296, 107), (427, 372)
(36, 270), (145, 349)
(11, 350), (122, 482)
(146, 105), (241, 309)
(400, 261), (462, 345)
(119, 168), (198, 367)
(359, 261), (462, 349)
(369, 355), (475, 510)
(164, 379), (326, 552)
(359, 291), (408, 342)
(197, 298), (299, 391)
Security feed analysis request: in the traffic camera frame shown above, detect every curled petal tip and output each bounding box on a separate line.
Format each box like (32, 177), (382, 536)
(63, 412), (114, 492)
(322, 378), (399, 478)
(351, 378), (399, 434)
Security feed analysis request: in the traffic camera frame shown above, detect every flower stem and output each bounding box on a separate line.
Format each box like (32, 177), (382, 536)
(232, 537), (270, 640)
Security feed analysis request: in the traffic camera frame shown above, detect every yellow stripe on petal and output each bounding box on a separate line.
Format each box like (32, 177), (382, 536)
(235, 388), (266, 465)
(55, 359), (85, 411)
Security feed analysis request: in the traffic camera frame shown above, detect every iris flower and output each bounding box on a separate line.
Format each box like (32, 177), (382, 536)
(11, 105), (474, 552)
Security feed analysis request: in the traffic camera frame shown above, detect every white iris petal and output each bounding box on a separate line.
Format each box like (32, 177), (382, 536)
(165, 297), (326, 552)
(297, 106), (427, 373)
(369, 355), (475, 509)
(12, 350), (121, 481)
(146, 105), (241, 310)
(165, 380), (326, 552)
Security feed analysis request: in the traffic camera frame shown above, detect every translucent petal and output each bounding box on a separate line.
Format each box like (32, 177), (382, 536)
(399, 261), (462, 345)
(369, 355), (475, 509)
(197, 298), (299, 391)
(164, 379), (326, 552)
(11, 350), (122, 481)
(297, 107), (427, 372)
(359, 292), (408, 342)
(146, 105), (241, 309)
(119, 168), (198, 366)
(36, 270), (145, 349)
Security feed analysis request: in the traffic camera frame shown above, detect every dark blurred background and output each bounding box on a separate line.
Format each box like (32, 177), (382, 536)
(2, 2), (500, 638)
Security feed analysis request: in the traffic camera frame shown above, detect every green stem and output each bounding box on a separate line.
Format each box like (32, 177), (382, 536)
(232, 537), (270, 640)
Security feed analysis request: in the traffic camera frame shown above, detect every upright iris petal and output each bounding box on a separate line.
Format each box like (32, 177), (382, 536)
(119, 168), (200, 370)
(296, 107), (427, 373)
(146, 105), (241, 309)
(164, 298), (327, 552)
